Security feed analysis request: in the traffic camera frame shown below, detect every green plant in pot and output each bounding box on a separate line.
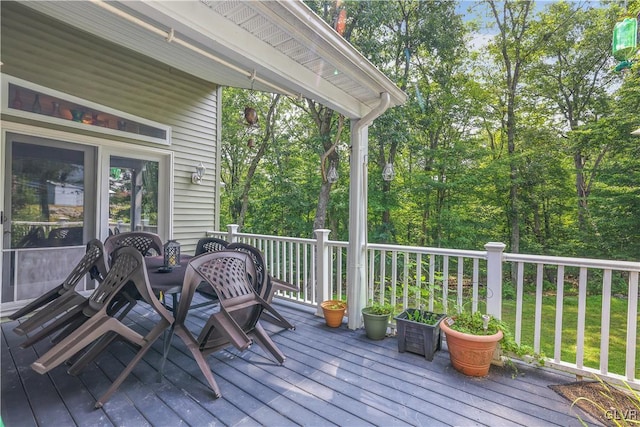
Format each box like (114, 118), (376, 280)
(440, 309), (542, 377)
(361, 301), (394, 340)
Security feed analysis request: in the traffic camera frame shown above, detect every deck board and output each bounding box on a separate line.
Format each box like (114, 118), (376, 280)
(2, 296), (600, 426)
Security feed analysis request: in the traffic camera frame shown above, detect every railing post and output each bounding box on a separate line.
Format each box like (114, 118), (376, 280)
(314, 229), (331, 317)
(485, 242), (506, 320)
(227, 224), (239, 243)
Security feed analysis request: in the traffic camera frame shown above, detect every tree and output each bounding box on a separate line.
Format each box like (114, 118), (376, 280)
(484, 0), (536, 254)
(527, 1), (620, 234)
(220, 89), (281, 228)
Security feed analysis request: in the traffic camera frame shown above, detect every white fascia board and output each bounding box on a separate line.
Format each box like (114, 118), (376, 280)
(268, 1), (406, 108)
(130, 1), (368, 118)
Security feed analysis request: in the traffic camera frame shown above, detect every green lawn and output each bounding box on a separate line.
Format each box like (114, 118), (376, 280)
(501, 294), (640, 377)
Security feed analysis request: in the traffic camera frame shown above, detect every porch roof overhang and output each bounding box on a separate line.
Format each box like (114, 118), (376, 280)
(21, 0), (406, 120)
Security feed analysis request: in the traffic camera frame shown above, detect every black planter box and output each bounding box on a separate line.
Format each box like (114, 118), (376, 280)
(394, 309), (445, 361)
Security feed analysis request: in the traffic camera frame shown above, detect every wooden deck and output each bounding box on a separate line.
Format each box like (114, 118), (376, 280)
(2, 296), (599, 427)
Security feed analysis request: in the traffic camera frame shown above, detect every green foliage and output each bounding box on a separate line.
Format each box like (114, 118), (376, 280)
(364, 300), (394, 316)
(448, 310), (503, 336)
(405, 309), (442, 325)
(502, 294), (639, 377)
(449, 309), (543, 365)
(217, 1), (640, 265)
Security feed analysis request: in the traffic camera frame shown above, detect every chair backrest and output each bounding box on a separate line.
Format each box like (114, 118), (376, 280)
(62, 239), (109, 292)
(104, 232), (163, 262)
(86, 247), (142, 313)
(183, 251), (262, 336)
(85, 247), (171, 323)
(226, 242), (269, 299)
(195, 237), (228, 255)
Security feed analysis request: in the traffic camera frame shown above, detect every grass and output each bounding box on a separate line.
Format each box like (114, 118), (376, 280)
(501, 293), (640, 378)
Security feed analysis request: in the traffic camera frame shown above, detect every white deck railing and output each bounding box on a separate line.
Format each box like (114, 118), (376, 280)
(209, 225), (639, 388)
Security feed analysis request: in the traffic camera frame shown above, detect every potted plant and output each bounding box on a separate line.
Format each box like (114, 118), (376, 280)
(440, 310), (541, 377)
(394, 308), (446, 361)
(361, 301), (394, 340)
(320, 300), (347, 328)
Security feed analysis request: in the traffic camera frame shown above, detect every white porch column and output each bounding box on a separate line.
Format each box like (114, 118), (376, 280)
(346, 122), (369, 329)
(346, 93), (391, 330)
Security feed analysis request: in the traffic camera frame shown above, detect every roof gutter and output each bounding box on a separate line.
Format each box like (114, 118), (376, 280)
(354, 92), (391, 131)
(275, 1), (406, 108)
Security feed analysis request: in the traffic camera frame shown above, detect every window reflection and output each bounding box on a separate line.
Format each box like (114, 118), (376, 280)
(11, 142), (84, 248)
(109, 157), (158, 235)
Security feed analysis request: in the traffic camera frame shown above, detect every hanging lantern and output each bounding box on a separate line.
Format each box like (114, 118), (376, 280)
(163, 240), (181, 269)
(612, 17), (638, 61)
(244, 107), (258, 125)
(382, 163), (395, 182)
(327, 162), (339, 184)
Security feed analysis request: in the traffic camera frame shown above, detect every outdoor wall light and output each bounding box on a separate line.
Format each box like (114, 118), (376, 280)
(192, 162), (206, 184)
(382, 162), (395, 181)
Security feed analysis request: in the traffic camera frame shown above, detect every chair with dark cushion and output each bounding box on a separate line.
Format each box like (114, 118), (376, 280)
(30, 247), (174, 408)
(10, 239), (109, 337)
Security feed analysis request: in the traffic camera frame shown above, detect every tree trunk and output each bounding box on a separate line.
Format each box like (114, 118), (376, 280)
(307, 100), (343, 233)
(237, 94), (281, 227)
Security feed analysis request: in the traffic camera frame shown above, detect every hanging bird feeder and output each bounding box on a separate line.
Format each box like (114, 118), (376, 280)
(244, 106), (258, 126)
(612, 16), (638, 71)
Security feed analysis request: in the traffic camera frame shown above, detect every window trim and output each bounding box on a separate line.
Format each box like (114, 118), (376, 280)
(1, 121), (174, 244)
(2, 74), (172, 146)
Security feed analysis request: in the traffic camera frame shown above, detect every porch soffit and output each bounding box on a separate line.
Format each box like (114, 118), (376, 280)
(20, 1), (406, 120)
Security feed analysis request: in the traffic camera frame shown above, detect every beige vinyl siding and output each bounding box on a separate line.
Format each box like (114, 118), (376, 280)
(1, 2), (219, 251)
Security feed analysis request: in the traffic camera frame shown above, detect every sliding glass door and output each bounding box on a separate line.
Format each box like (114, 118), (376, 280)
(1, 132), (169, 306)
(2, 133), (96, 303)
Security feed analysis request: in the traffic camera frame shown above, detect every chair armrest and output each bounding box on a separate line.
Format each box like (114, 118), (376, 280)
(270, 277), (298, 293)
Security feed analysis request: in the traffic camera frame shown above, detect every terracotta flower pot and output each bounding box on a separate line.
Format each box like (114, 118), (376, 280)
(320, 300), (346, 328)
(440, 318), (503, 377)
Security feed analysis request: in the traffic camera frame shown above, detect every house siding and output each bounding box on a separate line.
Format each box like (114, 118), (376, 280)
(1, 2), (218, 251)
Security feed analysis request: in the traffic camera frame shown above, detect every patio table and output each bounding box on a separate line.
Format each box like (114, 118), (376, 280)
(145, 254), (223, 313)
(145, 254), (193, 309)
